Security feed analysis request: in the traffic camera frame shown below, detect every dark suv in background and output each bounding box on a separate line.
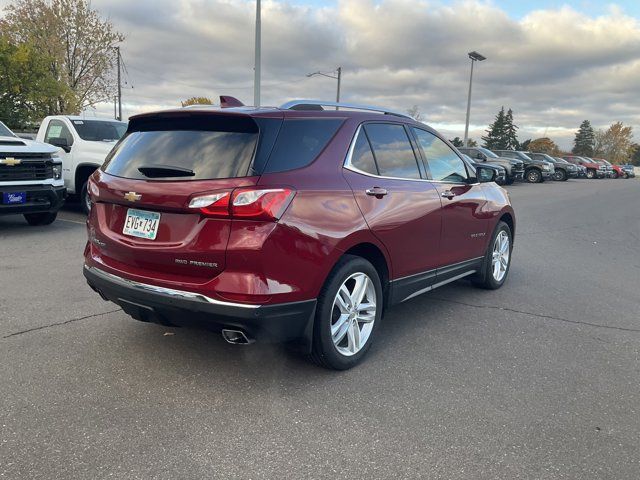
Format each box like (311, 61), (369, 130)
(527, 152), (578, 181)
(83, 98), (515, 370)
(458, 147), (524, 184)
(493, 150), (554, 183)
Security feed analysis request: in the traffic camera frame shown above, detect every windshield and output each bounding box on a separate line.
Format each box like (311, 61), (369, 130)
(0, 121), (16, 137)
(477, 147), (499, 158)
(71, 120), (127, 141)
(517, 152), (533, 161)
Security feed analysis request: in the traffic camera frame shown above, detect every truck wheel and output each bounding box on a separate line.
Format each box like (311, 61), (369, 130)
(554, 169), (567, 181)
(309, 255), (383, 370)
(24, 212), (57, 226)
(586, 169), (596, 179)
(80, 181), (91, 215)
(525, 169), (541, 183)
(472, 221), (512, 290)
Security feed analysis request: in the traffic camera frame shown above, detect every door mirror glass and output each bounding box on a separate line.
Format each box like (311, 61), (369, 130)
(476, 165), (496, 183)
(49, 137), (71, 153)
(477, 152), (486, 160)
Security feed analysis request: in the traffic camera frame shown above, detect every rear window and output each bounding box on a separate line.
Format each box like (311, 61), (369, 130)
(72, 120), (127, 141)
(103, 130), (258, 180)
(263, 119), (343, 173)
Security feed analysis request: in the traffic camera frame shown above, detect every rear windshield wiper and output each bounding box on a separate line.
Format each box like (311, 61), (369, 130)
(138, 165), (195, 178)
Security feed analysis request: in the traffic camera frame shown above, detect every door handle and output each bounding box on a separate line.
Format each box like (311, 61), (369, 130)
(440, 190), (456, 199)
(365, 187), (388, 198)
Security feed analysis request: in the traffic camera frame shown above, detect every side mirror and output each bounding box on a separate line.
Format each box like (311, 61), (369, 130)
(477, 153), (486, 160)
(49, 137), (71, 153)
(476, 165), (496, 183)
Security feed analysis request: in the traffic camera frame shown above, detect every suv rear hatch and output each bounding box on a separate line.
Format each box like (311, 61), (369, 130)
(88, 110), (284, 284)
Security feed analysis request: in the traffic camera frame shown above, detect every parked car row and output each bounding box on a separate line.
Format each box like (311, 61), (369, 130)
(459, 146), (634, 184)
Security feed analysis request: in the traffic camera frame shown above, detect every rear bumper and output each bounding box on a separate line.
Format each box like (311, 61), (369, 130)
(0, 184), (66, 215)
(83, 265), (317, 351)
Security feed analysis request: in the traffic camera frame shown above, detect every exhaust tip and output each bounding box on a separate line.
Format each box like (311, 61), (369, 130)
(222, 329), (254, 345)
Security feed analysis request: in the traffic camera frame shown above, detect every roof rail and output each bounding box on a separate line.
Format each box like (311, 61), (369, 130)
(279, 100), (413, 119)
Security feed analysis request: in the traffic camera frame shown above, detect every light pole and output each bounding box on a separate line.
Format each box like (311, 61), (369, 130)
(307, 67), (342, 108)
(253, 0), (261, 107)
(463, 51), (486, 147)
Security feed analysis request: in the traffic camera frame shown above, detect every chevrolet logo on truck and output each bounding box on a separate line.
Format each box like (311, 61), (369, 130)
(1, 157), (21, 166)
(124, 192), (141, 202)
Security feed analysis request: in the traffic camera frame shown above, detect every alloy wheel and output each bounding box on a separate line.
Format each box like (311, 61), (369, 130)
(491, 231), (510, 282)
(330, 272), (376, 356)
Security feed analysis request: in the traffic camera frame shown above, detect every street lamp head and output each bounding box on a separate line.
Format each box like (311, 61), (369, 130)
(468, 51), (487, 62)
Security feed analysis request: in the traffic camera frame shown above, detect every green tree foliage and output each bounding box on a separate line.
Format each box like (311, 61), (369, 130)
(482, 107), (519, 149)
(449, 137), (463, 147)
(0, 34), (69, 128)
(181, 97), (213, 107)
(3, 0), (124, 114)
(481, 107), (506, 149)
(503, 108), (519, 150)
(572, 120), (595, 156)
(630, 143), (640, 166)
(520, 139), (531, 151)
(528, 137), (561, 156)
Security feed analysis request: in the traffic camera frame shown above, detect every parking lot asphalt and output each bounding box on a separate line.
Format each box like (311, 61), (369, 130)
(1, 179), (639, 479)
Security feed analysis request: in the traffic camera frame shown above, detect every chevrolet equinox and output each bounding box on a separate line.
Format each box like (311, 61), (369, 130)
(84, 99), (515, 369)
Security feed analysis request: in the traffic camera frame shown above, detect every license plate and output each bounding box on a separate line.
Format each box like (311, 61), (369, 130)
(123, 208), (161, 240)
(3, 192), (26, 204)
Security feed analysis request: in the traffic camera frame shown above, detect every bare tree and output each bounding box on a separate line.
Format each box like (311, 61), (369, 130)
(4, 0), (124, 114)
(406, 105), (423, 122)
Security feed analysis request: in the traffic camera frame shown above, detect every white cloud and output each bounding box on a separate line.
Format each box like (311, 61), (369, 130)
(3, 0), (639, 148)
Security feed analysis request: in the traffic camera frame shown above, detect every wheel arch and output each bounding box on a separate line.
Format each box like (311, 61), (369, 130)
(75, 163), (100, 193)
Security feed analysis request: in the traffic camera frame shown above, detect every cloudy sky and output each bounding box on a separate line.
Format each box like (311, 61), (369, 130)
(3, 0), (639, 148)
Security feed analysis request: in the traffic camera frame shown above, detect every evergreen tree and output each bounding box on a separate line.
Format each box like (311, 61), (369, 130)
(503, 108), (519, 150)
(481, 107), (506, 149)
(572, 120), (595, 156)
(520, 139), (531, 151)
(449, 137), (463, 147)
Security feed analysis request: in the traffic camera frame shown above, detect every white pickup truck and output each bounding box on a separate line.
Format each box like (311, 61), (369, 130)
(0, 121), (66, 225)
(36, 116), (127, 213)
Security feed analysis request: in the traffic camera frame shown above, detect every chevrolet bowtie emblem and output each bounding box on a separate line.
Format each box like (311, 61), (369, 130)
(124, 192), (141, 202)
(1, 157), (21, 166)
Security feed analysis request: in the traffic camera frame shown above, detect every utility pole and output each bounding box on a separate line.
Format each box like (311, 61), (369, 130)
(114, 97), (117, 119)
(253, 0), (261, 107)
(307, 67), (342, 109)
(115, 46), (122, 121)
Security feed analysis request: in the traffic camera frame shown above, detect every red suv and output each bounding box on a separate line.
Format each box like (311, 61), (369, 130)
(83, 99), (515, 369)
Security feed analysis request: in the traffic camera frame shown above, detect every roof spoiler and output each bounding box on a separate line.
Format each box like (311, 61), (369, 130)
(220, 96), (245, 108)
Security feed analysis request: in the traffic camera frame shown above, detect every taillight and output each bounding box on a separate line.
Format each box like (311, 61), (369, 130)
(188, 188), (295, 221)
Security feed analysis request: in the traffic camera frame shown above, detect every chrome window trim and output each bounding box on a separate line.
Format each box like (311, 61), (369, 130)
(343, 124), (480, 186)
(84, 265), (261, 309)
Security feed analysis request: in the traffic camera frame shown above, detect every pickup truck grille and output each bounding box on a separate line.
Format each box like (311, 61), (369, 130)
(0, 162), (53, 181)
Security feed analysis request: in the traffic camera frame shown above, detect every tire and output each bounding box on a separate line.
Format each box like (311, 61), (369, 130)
(472, 221), (512, 290)
(24, 212), (57, 226)
(504, 176), (515, 185)
(611, 171), (618, 179)
(525, 168), (541, 183)
(586, 169), (596, 179)
(553, 169), (567, 181)
(309, 255), (383, 370)
(80, 181), (91, 215)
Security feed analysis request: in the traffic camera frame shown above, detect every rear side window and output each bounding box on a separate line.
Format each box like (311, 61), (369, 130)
(72, 120), (127, 141)
(263, 119), (343, 173)
(350, 131), (378, 175)
(103, 130), (258, 180)
(364, 123), (420, 179)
